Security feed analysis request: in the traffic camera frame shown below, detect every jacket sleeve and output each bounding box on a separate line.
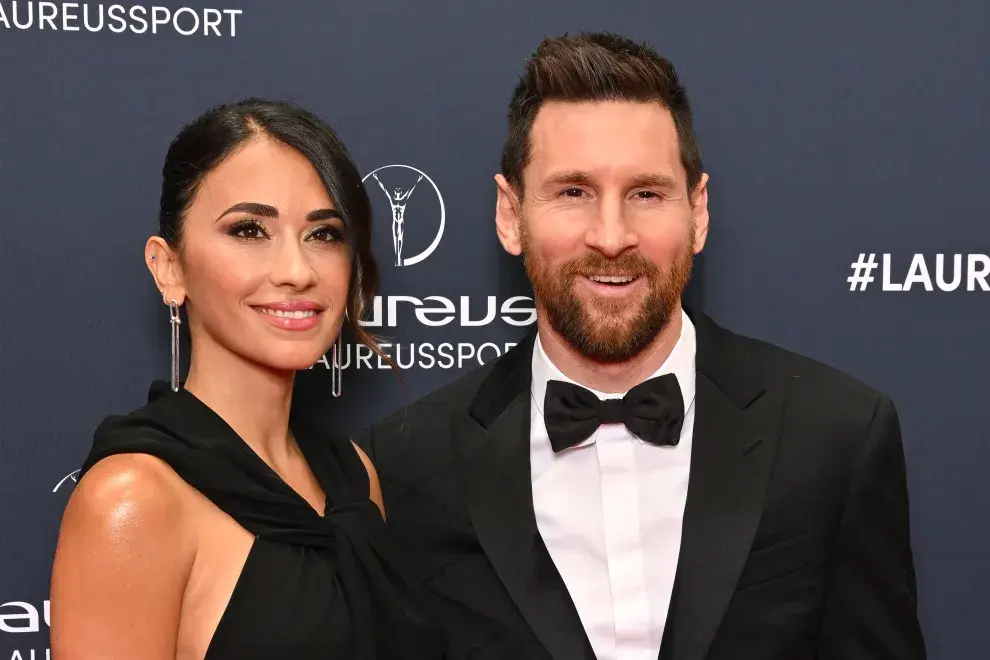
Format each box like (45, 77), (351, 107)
(817, 394), (927, 659)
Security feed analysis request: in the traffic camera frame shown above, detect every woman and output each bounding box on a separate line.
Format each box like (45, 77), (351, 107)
(50, 99), (443, 659)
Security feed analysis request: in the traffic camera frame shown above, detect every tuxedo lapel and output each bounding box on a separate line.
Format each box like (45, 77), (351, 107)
(659, 310), (792, 660)
(451, 329), (595, 660)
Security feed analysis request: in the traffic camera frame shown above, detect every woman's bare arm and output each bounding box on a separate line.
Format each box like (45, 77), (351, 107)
(50, 454), (195, 659)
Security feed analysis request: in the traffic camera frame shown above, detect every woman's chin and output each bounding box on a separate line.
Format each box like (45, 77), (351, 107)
(256, 351), (331, 375)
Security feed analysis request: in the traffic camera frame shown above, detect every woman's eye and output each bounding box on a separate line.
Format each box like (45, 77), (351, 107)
(310, 226), (345, 243)
(229, 221), (267, 240)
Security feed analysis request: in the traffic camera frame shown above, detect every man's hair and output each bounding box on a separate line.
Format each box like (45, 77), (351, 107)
(500, 32), (703, 197)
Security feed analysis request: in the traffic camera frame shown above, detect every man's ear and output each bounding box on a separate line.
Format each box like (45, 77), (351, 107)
(494, 174), (523, 256)
(690, 172), (710, 254)
(144, 236), (186, 304)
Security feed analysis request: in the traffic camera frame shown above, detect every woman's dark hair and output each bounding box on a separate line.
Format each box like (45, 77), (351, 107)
(159, 97), (383, 355)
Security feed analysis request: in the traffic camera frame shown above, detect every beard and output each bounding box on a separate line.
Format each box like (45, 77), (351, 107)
(521, 227), (695, 364)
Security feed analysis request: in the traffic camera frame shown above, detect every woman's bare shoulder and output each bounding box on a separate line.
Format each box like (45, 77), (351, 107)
(63, 453), (191, 536)
(50, 453), (196, 658)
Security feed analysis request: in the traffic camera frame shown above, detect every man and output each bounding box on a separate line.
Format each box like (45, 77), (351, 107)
(357, 32), (926, 660)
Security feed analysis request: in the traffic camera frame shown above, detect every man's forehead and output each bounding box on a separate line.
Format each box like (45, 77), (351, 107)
(531, 99), (676, 133)
(526, 101), (683, 183)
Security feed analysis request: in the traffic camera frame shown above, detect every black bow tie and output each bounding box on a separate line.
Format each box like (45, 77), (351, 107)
(543, 375), (685, 453)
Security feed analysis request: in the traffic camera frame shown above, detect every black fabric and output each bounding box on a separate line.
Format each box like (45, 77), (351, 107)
(81, 381), (444, 659)
(543, 374), (684, 452)
(358, 308), (926, 660)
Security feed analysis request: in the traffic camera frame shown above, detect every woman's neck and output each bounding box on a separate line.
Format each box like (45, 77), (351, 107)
(183, 343), (296, 466)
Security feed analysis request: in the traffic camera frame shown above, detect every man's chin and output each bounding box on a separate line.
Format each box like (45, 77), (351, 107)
(564, 333), (652, 364)
(553, 301), (678, 362)
(577, 299), (644, 326)
(557, 317), (636, 351)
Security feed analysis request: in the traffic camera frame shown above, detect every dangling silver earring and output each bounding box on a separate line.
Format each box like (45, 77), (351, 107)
(168, 299), (181, 392)
(331, 331), (343, 398)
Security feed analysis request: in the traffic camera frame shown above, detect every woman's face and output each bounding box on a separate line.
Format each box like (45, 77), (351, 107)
(148, 135), (352, 374)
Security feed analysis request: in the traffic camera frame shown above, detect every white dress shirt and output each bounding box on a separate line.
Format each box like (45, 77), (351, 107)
(530, 309), (697, 660)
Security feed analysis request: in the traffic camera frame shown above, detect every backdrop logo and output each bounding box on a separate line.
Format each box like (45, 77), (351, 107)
(363, 165), (444, 267)
(847, 253), (990, 292)
(52, 469), (80, 493)
(0, 600), (49, 633)
(0, 3), (243, 37)
(1, 599), (50, 660)
(307, 295), (536, 373)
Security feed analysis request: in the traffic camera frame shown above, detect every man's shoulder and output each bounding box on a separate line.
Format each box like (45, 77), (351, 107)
(361, 358), (498, 441)
(712, 316), (891, 420)
(354, 358), (508, 484)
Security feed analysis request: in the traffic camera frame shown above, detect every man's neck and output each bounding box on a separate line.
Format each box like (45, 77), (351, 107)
(537, 305), (685, 394)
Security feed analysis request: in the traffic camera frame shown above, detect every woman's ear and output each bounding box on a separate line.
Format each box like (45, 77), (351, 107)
(145, 237), (186, 304)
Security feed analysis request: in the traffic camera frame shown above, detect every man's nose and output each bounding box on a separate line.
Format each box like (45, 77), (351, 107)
(585, 197), (639, 257)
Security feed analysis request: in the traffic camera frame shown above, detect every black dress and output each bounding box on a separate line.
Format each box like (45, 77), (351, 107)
(80, 382), (444, 659)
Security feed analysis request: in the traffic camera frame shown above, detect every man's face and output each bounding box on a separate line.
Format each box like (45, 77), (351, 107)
(496, 100), (709, 363)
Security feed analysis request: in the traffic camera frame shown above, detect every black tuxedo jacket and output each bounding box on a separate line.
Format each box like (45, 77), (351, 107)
(356, 309), (926, 660)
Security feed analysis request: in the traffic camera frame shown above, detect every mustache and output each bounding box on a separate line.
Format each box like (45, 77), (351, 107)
(559, 252), (661, 277)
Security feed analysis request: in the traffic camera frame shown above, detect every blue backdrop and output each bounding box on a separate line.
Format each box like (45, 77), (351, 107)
(2, 1), (988, 658)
